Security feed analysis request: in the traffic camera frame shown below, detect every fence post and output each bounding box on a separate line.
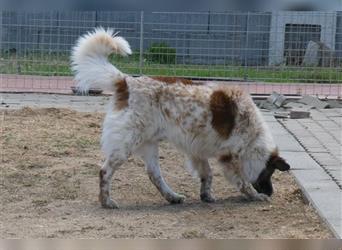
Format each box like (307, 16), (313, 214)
(0, 10), (2, 49)
(139, 11), (144, 75)
(244, 12), (250, 81)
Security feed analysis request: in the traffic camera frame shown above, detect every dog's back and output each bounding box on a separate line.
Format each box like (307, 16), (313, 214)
(114, 75), (257, 158)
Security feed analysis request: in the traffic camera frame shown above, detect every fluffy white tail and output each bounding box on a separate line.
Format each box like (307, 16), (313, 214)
(71, 27), (132, 92)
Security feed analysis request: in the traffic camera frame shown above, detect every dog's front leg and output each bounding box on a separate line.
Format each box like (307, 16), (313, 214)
(230, 172), (270, 201)
(238, 181), (270, 201)
(221, 158), (269, 202)
(137, 143), (185, 204)
(187, 157), (215, 203)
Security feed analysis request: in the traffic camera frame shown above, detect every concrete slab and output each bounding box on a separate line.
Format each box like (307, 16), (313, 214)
(281, 151), (320, 170)
(325, 165), (342, 171)
(291, 169), (335, 183)
(268, 122), (289, 136)
(310, 153), (340, 166)
(273, 134), (306, 152)
(298, 95), (330, 109)
(330, 220), (342, 239)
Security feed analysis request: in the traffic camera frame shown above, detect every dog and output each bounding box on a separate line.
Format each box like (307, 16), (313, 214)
(71, 28), (290, 208)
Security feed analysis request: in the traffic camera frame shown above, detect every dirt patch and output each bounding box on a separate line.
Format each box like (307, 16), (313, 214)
(0, 108), (333, 238)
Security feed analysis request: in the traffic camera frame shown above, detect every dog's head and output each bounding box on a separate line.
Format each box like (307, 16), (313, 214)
(252, 151), (290, 196)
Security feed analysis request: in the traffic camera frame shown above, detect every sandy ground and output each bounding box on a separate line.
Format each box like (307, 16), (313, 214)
(0, 108), (333, 238)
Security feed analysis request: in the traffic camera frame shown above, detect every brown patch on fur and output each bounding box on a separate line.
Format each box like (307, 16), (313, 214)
(266, 148), (280, 166)
(270, 148), (279, 159)
(210, 90), (238, 138)
(99, 169), (109, 203)
(115, 79), (129, 110)
(99, 169), (107, 189)
(94, 35), (121, 54)
(151, 76), (197, 85)
(163, 108), (171, 118)
(219, 154), (232, 163)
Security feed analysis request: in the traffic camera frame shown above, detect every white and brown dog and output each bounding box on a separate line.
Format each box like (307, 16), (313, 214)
(71, 28), (290, 208)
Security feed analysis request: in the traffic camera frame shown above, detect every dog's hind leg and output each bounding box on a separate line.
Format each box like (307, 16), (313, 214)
(99, 156), (126, 209)
(99, 124), (143, 208)
(186, 157), (215, 203)
(136, 143), (185, 204)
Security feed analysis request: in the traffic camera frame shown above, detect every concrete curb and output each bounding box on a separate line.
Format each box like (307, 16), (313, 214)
(264, 112), (342, 238)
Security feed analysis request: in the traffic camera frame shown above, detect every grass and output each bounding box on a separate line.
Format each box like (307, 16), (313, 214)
(1, 51), (341, 83)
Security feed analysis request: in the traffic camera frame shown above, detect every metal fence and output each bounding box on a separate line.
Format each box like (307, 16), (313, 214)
(0, 11), (341, 97)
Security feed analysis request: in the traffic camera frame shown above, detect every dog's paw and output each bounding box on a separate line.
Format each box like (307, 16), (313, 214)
(168, 193), (186, 204)
(200, 193), (216, 203)
(101, 199), (119, 209)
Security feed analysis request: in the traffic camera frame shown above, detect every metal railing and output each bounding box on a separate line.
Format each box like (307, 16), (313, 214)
(0, 11), (341, 97)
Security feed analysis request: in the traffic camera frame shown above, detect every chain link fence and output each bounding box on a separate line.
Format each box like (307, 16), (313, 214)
(0, 11), (341, 97)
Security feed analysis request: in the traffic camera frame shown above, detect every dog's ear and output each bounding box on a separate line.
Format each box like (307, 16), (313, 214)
(272, 156), (290, 171)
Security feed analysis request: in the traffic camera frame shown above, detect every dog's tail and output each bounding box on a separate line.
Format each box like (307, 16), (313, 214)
(71, 27), (132, 92)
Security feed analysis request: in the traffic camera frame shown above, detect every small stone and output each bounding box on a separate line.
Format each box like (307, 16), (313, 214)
(290, 110), (311, 119)
(267, 92), (287, 108)
(274, 112), (289, 119)
(326, 99), (342, 108)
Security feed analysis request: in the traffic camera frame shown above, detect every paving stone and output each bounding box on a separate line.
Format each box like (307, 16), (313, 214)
(290, 110), (311, 119)
(267, 122), (289, 136)
(301, 124), (321, 130)
(329, 117), (342, 125)
(328, 170), (342, 183)
(330, 220), (342, 239)
(326, 99), (342, 109)
(280, 119), (308, 132)
(310, 152), (339, 166)
(326, 166), (342, 172)
(274, 134), (306, 152)
(292, 169), (333, 182)
(329, 130), (342, 138)
(298, 95), (329, 109)
(259, 100), (277, 111)
(262, 115), (280, 123)
(307, 186), (342, 227)
(291, 170), (342, 238)
(317, 120), (340, 130)
(281, 151), (320, 170)
(297, 136), (322, 145)
(310, 110), (331, 121)
(283, 101), (314, 110)
(297, 118), (316, 124)
(314, 133), (336, 143)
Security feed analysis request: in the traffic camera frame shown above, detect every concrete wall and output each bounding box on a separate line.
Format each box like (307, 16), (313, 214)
(268, 11), (337, 65)
(335, 11), (342, 63)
